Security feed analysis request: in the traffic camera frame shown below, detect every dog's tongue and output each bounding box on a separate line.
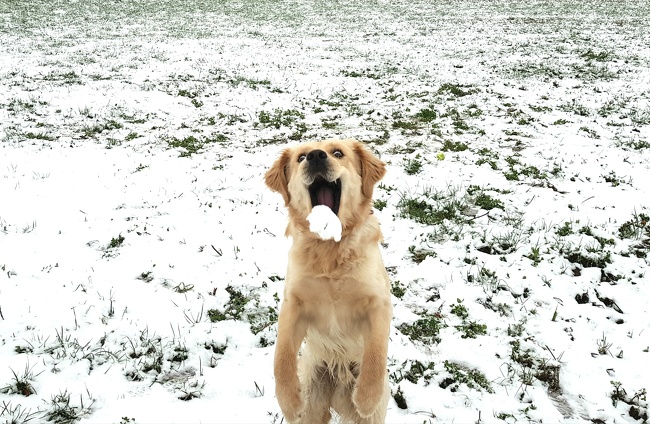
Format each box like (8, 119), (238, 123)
(317, 186), (335, 210)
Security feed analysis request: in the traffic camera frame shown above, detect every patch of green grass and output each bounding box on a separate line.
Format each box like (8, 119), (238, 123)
(552, 118), (570, 125)
(525, 246), (542, 266)
(475, 148), (499, 170)
(392, 120), (420, 131)
(250, 305), (279, 336)
(373, 199), (387, 211)
(177, 89), (198, 98)
(398, 314), (447, 345)
(465, 264), (499, 292)
(579, 126), (600, 139)
(415, 107), (437, 122)
(602, 170), (628, 187)
(597, 96), (628, 118)
(509, 339), (535, 368)
(23, 131), (55, 141)
(535, 361), (561, 392)
(581, 49), (613, 62)
(478, 227), (527, 255)
(503, 129), (530, 137)
(81, 120), (123, 139)
(391, 281), (406, 299)
(1, 364), (40, 397)
(438, 83), (477, 97)
(137, 271), (154, 283)
(440, 361), (493, 393)
(629, 107), (650, 125)
(391, 360), (436, 386)
(165, 134), (227, 157)
(340, 68), (383, 79)
(288, 122), (308, 141)
(42, 70), (82, 84)
(571, 62), (617, 82)
(614, 138), (650, 150)
(208, 285), (250, 322)
(108, 234), (125, 249)
(442, 108), (471, 132)
(321, 117), (338, 129)
(386, 140), (424, 155)
(207, 309), (227, 322)
(207, 285), (278, 336)
(125, 132), (140, 141)
(559, 100), (590, 117)
(403, 156), (423, 175)
(170, 346), (189, 362)
(368, 129), (390, 145)
(618, 212), (649, 239)
(579, 226), (615, 248)
(564, 249), (612, 269)
(7, 98), (36, 113)
(510, 340), (561, 392)
(608, 382), (648, 420)
(408, 245), (437, 264)
(258, 108), (304, 129)
(455, 321), (487, 339)
(510, 61), (563, 80)
(14, 345), (33, 354)
(473, 192), (504, 211)
(392, 386), (407, 409)
(441, 139), (468, 152)
(503, 156), (547, 181)
(556, 221), (573, 237)
(450, 299), (487, 338)
(229, 75), (273, 90)
(529, 105), (553, 113)
(450, 302), (469, 319)
(397, 192), (467, 226)
(43, 390), (95, 423)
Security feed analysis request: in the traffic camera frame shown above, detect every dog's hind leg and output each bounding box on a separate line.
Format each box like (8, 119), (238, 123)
(331, 373), (389, 424)
(297, 360), (335, 424)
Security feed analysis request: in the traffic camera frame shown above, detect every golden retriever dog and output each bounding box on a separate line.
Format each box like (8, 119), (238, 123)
(265, 139), (392, 424)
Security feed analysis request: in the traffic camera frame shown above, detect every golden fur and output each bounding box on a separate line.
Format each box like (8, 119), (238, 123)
(265, 139), (392, 423)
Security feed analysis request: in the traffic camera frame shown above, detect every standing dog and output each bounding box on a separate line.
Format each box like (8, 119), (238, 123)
(265, 139), (392, 423)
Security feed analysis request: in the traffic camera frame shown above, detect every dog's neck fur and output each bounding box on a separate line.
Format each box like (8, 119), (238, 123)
(287, 210), (381, 278)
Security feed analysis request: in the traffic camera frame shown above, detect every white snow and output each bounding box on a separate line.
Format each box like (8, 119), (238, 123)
(307, 205), (342, 242)
(1, 1), (649, 423)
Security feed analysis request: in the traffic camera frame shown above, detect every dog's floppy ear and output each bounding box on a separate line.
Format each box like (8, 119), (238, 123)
(353, 141), (386, 199)
(265, 148), (292, 205)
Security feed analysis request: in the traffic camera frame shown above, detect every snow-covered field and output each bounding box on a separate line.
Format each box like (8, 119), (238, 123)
(1, 1), (649, 422)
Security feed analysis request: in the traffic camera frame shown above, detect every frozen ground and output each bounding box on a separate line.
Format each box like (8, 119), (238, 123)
(1, 0), (649, 423)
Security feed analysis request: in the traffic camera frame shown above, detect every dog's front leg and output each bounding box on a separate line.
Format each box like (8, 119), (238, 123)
(353, 296), (392, 418)
(274, 294), (308, 422)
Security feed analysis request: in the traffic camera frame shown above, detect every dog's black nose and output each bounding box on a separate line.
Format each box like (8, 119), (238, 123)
(307, 149), (327, 161)
(307, 149), (328, 173)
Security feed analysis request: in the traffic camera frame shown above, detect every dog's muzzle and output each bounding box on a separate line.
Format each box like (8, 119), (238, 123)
(307, 149), (328, 174)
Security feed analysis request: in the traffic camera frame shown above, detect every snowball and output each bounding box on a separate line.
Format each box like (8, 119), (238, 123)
(307, 205), (342, 242)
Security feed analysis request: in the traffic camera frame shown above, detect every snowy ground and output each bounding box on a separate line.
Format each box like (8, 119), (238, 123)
(1, 1), (649, 423)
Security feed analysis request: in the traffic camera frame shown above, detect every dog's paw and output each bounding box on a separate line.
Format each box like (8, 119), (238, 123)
(352, 378), (384, 418)
(276, 379), (305, 422)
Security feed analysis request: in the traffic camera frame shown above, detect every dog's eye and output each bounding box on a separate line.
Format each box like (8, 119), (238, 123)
(298, 154), (306, 163)
(333, 150), (344, 158)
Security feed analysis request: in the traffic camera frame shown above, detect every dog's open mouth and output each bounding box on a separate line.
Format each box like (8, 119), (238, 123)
(308, 176), (341, 215)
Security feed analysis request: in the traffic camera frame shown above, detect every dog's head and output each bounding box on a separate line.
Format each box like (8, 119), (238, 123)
(265, 139), (385, 236)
